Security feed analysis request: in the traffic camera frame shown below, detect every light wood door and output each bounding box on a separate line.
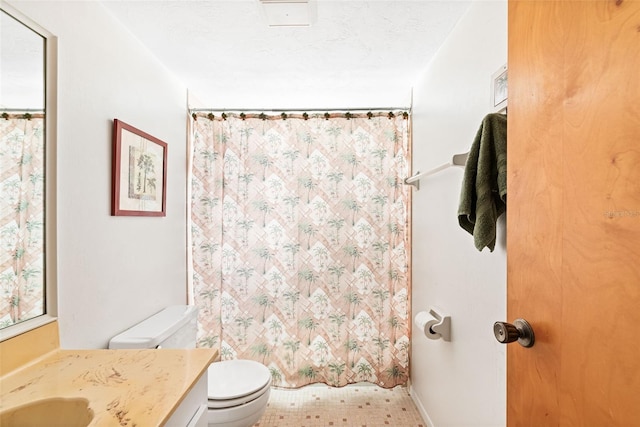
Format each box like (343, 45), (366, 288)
(507, 1), (640, 425)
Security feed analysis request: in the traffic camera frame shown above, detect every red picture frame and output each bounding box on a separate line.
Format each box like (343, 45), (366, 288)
(111, 119), (167, 216)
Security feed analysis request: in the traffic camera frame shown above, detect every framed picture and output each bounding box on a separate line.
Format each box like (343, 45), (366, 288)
(111, 119), (167, 216)
(491, 64), (508, 112)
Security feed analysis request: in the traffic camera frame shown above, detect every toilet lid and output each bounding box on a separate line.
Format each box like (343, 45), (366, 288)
(207, 360), (271, 400)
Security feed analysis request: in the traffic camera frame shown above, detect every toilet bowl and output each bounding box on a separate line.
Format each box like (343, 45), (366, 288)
(108, 306), (271, 427)
(207, 359), (272, 427)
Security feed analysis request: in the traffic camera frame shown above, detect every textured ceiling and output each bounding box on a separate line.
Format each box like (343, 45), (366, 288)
(102, 0), (472, 109)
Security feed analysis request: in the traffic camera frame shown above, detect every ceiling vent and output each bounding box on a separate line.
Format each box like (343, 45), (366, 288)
(258, 0), (316, 27)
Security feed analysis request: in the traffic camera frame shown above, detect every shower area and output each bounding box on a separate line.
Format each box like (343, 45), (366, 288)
(188, 110), (412, 392)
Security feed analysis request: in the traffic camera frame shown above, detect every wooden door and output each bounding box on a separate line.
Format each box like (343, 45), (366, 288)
(507, 1), (640, 425)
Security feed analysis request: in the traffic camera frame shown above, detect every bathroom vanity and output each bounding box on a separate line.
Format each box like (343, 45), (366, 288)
(0, 321), (217, 426)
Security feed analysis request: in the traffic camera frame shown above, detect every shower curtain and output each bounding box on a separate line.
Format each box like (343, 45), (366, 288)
(189, 111), (411, 388)
(0, 114), (45, 327)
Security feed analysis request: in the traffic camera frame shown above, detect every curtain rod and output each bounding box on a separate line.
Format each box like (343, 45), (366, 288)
(189, 107), (410, 113)
(1, 108), (45, 112)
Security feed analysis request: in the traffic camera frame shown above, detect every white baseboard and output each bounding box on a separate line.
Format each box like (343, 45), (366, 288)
(409, 384), (435, 427)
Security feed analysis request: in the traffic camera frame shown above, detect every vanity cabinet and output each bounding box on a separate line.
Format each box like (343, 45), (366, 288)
(0, 321), (217, 426)
(166, 373), (208, 427)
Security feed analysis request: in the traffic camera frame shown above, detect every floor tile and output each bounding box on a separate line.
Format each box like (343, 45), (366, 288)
(254, 384), (425, 427)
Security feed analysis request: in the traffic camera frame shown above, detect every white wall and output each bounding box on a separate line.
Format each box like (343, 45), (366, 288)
(7, 1), (189, 349)
(410, 2), (507, 427)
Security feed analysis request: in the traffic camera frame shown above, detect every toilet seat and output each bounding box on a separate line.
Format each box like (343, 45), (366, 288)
(207, 360), (271, 409)
(207, 380), (271, 409)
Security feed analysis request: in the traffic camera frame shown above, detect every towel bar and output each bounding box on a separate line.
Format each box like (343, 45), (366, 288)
(404, 152), (468, 190)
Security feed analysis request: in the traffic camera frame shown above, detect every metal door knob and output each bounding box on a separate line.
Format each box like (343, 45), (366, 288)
(493, 319), (535, 348)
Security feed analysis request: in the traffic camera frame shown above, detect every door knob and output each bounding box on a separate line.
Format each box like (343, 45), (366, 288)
(493, 319), (535, 348)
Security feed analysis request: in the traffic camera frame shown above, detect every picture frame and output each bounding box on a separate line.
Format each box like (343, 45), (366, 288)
(111, 119), (167, 216)
(491, 64), (508, 112)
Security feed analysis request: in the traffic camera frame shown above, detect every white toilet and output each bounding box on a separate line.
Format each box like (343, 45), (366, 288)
(109, 305), (271, 427)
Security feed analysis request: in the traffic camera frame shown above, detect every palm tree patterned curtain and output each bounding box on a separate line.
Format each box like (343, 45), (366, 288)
(0, 114), (45, 327)
(189, 111), (411, 388)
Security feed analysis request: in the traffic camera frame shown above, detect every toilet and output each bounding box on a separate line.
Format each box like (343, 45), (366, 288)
(108, 305), (271, 427)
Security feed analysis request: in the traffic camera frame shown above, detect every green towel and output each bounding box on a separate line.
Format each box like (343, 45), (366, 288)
(457, 113), (507, 252)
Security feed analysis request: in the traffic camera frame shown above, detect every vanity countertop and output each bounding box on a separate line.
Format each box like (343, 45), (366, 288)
(0, 328), (217, 426)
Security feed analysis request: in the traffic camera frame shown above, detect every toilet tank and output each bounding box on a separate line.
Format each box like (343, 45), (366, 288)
(108, 305), (198, 349)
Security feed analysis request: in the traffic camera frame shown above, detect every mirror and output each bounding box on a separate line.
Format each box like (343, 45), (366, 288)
(0, 4), (55, 336)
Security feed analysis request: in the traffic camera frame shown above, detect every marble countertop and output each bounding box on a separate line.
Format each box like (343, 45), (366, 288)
(0, 348), (217, 426)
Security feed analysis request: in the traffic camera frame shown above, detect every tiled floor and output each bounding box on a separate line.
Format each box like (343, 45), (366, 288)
(255, 384), (425, 427)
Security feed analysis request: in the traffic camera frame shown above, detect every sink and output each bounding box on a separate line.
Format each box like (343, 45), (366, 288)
(0, 397), (94, 427)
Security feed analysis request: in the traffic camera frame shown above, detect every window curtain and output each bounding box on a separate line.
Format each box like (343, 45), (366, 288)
(0, 114), (45, 327)
(189, 111), (411, 388)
